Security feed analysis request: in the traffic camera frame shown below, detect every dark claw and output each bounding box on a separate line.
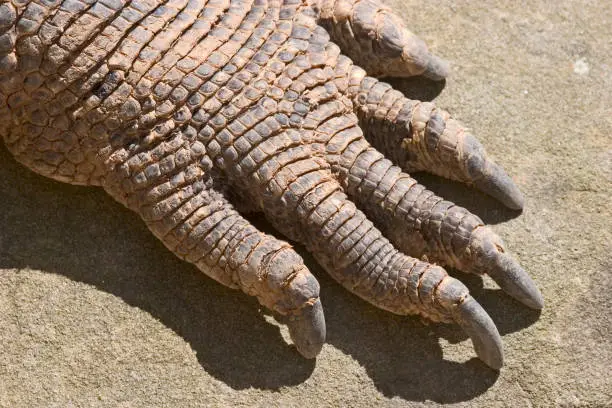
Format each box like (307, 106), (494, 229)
(286, 299), (326, 359)
(468, 227), (544, 310)
(422, 54), (450, 81)
(472, 160), (525, 210)
(464, 134), (525, 210)
(452, 296), (504, 370)
(486, 252), (545, 310)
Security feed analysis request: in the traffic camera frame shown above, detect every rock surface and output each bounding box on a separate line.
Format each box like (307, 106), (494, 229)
(0, 0), (610, 406)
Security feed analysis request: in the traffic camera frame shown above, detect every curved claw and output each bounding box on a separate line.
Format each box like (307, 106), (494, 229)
(486, 252), (545, 310)
(286, 299), (326, 359)
(461, 132), (525, 210)
(451, 296), (504, 370)
(469, 227), (544, 310)
(467, 154), (525, 210)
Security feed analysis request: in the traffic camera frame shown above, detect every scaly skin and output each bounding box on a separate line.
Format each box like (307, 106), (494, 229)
(0, 0), (543, 369)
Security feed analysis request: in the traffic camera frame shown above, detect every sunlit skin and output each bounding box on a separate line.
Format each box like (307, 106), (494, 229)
(0, 0), (542, 369)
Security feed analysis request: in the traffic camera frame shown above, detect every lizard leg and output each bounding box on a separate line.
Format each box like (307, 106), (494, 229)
(324, 115), (543, 310)
(349, 72), (525, 210)
(100, 132), (325, 359)
(313, 0), (449, 79)
(253, 153), (503, 368)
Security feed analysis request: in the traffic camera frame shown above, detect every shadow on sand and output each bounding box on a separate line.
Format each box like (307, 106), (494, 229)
(0, 105), (539, 404)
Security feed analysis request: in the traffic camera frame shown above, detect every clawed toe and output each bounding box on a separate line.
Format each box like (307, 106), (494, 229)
(451, 296), (504, 370)
(350, 74), (525, 210)
(317, 0), (451, 80)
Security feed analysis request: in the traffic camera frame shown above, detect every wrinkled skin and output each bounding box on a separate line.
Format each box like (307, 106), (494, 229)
(0, 0), (543, 369)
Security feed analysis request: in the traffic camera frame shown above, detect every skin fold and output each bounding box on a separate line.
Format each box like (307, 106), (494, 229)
(0, 0), (543, 369)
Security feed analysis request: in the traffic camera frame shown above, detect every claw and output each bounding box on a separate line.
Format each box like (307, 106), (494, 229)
(452, 296), (504, 370)
(286, 299), (326, 359)
(486, 252), (545, 310)
(465, 134), (525, 210)
(469, 227), (544, 310)
(438, 277), (503, 369)
(421, 54), (450, 81)
(469, 158), (525, 210)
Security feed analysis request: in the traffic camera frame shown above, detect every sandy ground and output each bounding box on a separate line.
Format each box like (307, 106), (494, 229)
(1, 0), (610, 406)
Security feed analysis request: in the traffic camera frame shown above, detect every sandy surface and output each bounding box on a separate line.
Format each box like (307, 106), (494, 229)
(1, 0), (610, 406)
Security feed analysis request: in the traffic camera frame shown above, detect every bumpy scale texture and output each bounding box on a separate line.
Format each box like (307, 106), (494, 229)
(0, 0), (544, 369)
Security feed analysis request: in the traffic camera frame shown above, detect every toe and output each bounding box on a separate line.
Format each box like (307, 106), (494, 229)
(350, 75), (525, 210)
